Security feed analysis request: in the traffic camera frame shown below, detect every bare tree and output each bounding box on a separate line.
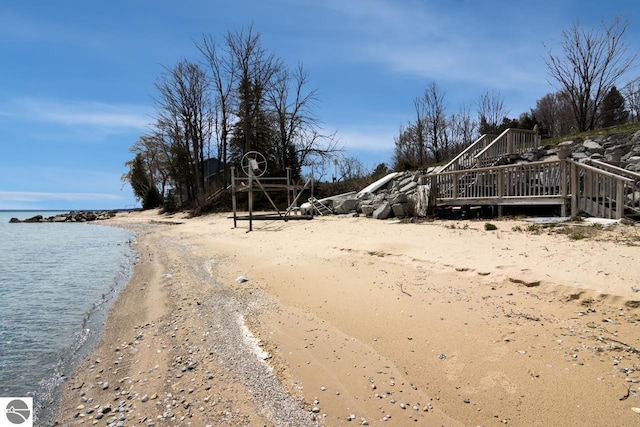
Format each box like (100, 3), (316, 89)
(446, 104), (477, 156)
(127, 134), (171, 197)
(224, 24), (282, 167)
(622, 77), (640, 123)
(394, 84), (476, 169)
(532, 91), (576, 137)
(337, 155), (367, 181)
(154, 59), (213, 204)
(267, 62), (340, 178)
(477, 89), (509, 134)
(423, 81), (448, 163)
(196, 34), (238, 185)
(543, 17), (637, 132)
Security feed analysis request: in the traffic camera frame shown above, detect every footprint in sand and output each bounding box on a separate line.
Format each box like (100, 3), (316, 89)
(486, 344), (509, 363)
(443, 352), (465, 381)
(479, 371), (517, 394)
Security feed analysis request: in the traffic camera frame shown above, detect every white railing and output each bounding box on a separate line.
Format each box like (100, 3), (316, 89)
(571, 161), (637, 219)
(429, 159), (638, 219)
(433, 160), (566, 200)
(439, 134), (496, 173)
(474, 128), (541, 168)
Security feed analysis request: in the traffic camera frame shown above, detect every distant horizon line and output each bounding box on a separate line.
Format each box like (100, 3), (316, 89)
(0, 208), (139, 212)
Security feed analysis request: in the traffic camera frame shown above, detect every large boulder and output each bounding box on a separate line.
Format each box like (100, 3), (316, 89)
(24, 215), (43, 223)
(392, 203), (406, 218)
(388, 192), (408, 205)
(372, 202), (392, 220)
(361, 204), (376, 217)
(333, 197), (359, 214)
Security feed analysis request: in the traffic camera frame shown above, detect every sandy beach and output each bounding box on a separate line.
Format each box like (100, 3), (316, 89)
(52, 210), (640, 426)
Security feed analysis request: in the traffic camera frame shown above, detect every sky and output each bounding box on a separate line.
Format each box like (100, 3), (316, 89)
(1, 0), (639, 210)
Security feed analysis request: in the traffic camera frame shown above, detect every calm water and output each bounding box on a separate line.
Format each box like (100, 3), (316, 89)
(0, 211), (136, 422)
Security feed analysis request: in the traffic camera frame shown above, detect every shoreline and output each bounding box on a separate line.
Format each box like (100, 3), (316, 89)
(53, 211), (640, 425)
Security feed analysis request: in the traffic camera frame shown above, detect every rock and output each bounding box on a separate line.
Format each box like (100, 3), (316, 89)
(391, 203), (406, 218)
(8, 218), (21, 223)
(361, 205), (375, 217)
(388, 193), (407, 204)
(24, 215), (43, 223)
(583, 139), (603, 151)
(372, 202), (392, 220)
(333, 198), (359, 214)
(400, 181), (417, 194)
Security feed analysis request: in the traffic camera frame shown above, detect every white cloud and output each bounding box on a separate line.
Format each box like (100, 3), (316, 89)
(308, 0), (548, 92)
(0, 97), (152, 132)
(0, 191), (121, 202)
(334, 124), (397, 153)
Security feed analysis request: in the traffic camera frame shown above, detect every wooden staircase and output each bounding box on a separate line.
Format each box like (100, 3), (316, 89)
(430, 129), (640, 221)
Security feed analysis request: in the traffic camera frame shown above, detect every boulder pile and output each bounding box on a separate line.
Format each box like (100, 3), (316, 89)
(521, 129), (640, 171)
(9, 210), (117, 223)
(308, 170), (429, 220)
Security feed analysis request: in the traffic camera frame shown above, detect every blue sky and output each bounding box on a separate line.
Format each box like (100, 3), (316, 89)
(1, 0), (638, 210)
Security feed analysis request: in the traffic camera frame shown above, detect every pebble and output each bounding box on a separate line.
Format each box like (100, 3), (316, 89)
(633, 407), (640, 414)
(102, 382), (110, 390)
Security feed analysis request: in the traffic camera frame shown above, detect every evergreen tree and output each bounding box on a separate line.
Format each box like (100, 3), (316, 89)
(600, 86), (629, 127)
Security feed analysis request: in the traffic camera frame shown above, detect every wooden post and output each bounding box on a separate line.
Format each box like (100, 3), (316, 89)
(248, 166), (253, 232)
(497, 169), (504, 218)
(452, 174), (459, 199)
(286, 167), (292, 209)
(231, 167), (237, 228)
(616, 178), (624, 219)
(430, 175), (437, 210)
(570, 162), (578, 217)
(560, 160), (567, 217)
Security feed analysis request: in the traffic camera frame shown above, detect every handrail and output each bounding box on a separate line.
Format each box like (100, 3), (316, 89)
(586, 158), (640, 181)
(439, 133), (496, 173)
(474, 128), (541, 168)
(571, 160), (634, 183)
(569, 159), (636, 219)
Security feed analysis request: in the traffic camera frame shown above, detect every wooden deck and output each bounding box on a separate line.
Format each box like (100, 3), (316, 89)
(428, 158), (640, 220)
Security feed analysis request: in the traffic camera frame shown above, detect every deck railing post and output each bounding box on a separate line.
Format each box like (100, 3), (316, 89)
(430, 174), (438, 209)
(616, 178), (625, 219)
(570, 162), (579, 217)
(452, 174), (459, 199)
(560, 160), (567, 217)
(231, 166), (237, 228)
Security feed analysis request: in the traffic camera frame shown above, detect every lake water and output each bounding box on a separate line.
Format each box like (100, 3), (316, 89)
(0, 211), (136, 423)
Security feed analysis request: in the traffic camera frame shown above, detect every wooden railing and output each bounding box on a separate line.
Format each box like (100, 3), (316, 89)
(439, 134), (496, 173)
(570, 161), (637, 219)
(432, 160), (567, 202)
(429, 159), (638, 219)
(474, 128), (541, 168)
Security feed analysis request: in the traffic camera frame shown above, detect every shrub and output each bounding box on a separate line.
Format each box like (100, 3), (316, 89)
(484, 222), (497, 231)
